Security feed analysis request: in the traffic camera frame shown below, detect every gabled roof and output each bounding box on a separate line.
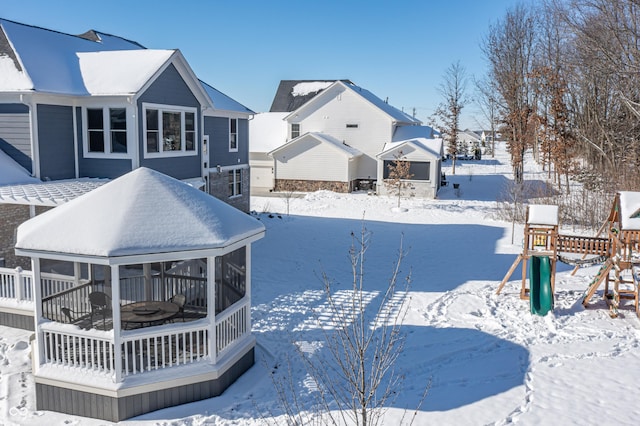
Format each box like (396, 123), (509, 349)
(15, 167), (265, 259)
(378, 137), (444, 159)
(0, 18), (219, 109)
(249, 112), (288, 152)
(269, 132), (362, 159)
(269, 80), (352, 112)
(285, 80), (421, 125)
(200, 80), (254, 115)
(393, 125), (440, 141)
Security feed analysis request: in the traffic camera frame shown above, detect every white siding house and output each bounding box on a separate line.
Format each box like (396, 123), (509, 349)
(269, 132), (362, 192)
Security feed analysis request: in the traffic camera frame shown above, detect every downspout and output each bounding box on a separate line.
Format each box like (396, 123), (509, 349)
(72, 103), (79, 177)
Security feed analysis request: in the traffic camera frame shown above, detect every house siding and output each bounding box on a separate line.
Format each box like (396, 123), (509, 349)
(291, 86), (392, 180)
(0, 104), (31, 172)
(75, 106), (133, 179)
(208, 167), (250, 213)
(205, 116), (249, 167)
(273, 138), (350, 182)
(37, 104), (75, 180)
(137, 64), (202, 180)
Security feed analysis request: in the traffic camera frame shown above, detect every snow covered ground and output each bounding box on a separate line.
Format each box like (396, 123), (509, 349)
(2, 142), (640, 425)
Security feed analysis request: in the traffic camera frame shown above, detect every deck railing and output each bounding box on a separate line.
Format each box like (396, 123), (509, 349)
(0, 267), (80, 303)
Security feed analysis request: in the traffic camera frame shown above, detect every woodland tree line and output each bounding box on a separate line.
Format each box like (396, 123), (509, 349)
(480, 0), (640, 228)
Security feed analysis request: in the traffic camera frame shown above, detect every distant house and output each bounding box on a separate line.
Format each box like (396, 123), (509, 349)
(251, 79), (440, 195)
(0, 18), (253, 269)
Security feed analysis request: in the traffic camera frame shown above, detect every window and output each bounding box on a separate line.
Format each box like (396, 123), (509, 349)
(346, 123), (359, 129)
(215, 247), (246, 314)
(383, 160), (430, 180)
(229, 118), (238, 151)
(143, 104), (198, 156)
(291, 123), (300, 138)
(86, 107), (127, 154)
(228, 168), (242, 197)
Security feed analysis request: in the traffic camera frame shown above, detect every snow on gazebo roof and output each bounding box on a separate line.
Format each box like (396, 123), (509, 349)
(15, 167), (265, 259)
(618, 191), (640, 231)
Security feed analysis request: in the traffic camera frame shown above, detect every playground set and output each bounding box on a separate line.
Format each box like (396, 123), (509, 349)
(497, 191), (640, 317)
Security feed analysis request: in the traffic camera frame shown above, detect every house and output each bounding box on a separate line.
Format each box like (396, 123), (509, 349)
(376, 126), (444, 199)
(251, 79), (440, 195)
(0, 18), (253, 269)
(14, 167), (265, 421)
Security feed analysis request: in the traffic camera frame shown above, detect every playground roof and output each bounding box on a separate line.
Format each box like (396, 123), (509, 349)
(527, 204), (558, 226)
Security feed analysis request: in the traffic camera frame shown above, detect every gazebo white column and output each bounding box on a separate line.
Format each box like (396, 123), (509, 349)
(207, 255), (216, 364)
(111, 264), (123, 382)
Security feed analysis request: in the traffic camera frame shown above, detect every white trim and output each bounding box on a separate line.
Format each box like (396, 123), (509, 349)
(142, 102), (199, 158)
(81, 105), (134, 160)
(229, 118), (238, 152)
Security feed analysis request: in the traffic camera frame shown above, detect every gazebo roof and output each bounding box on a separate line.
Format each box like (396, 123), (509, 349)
(15, 167), (265, 259)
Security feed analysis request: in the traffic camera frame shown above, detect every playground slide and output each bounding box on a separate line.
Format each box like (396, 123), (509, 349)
(529, 256), (554, 316)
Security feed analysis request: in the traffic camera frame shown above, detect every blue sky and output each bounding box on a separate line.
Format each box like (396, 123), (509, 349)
(3, 0), (515, 129)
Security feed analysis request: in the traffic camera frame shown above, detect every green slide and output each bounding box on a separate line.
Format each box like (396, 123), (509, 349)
(529, 256), (554, 316)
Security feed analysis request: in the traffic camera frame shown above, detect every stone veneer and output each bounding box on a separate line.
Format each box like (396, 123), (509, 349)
(0, 204), (51, 269)
(208, 169), (250, 213)
(274, 179), (353, 193)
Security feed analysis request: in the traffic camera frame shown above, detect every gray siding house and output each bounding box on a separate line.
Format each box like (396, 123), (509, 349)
(0, 18), (254, 268)
(0, 18), (257, 421)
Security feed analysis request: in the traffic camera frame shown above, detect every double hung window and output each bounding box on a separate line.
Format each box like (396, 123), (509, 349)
(86, 107), (127, 154)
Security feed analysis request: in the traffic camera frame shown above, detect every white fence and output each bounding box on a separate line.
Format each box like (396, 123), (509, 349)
(0, 267), (79, 303)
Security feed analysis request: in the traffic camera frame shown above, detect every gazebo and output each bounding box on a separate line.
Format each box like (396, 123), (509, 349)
(14, 167), (265, 422)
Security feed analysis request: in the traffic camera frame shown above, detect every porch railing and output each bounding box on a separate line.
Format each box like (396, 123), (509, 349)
(0, 267), (80, 303)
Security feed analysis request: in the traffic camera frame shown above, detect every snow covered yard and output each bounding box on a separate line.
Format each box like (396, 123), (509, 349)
(2, 143), (640, 425)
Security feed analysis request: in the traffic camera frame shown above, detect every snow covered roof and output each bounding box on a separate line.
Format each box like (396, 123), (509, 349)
(269, 132), (362, 158)
(249, 112), (288, 153)
(0, 148), (39, 186)
(0, 177), (108, 206)
(344, 82), (421, 125)
(527, 204), (559, 226)
(15, 167), (265, 259)
(393, 125), (440, 141)
(77, 49), (175, 95)
(379, 137), (444, 159)
(269, 80), (352, 112)
(0, 18), (149, 94)
(200, 80), (254, 115)
(618, 191), (640, 230)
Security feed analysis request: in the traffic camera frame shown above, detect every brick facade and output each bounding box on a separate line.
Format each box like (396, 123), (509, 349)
(208, 168), (250, 213)
(0, 204), (54, 269)
(274, 179), (354, 193)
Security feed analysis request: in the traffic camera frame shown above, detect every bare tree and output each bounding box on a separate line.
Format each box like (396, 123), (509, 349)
(473, 76), (499, 157)
(266, 225), (429, 426)
(434, 61), (468, 174)
(383, 151), (414, 209)
(483, 3), (537, 184)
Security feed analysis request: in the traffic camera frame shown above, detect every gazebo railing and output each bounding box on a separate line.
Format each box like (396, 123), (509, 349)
(41, 324), (115, 377)
(216, 298), (250, 357)
(122, 325), (210, 376)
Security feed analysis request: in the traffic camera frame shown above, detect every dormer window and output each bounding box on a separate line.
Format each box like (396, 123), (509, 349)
(291, 123), (300, 139)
